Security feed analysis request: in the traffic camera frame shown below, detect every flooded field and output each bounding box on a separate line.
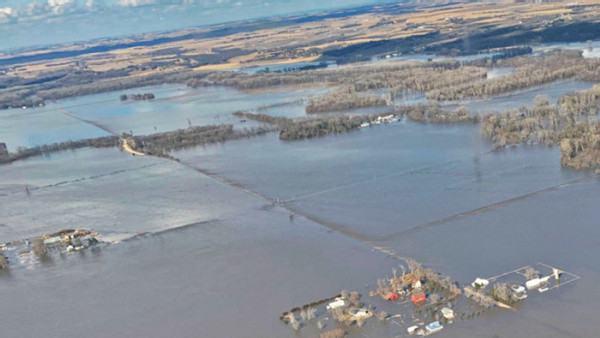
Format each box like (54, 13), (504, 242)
(1, 79), (599, 337)
(0, 84), (328, 151)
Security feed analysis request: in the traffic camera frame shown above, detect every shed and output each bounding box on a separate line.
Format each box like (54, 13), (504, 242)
(440, 307), (454, 320)
(425, 321), (444, 334)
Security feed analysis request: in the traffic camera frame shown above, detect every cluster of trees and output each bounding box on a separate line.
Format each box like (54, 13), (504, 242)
(489, 282), (514, 304)
(279, 115), (370, 140)
(480, 93), (600, 170)
(119, 93), (155, 101)
(0, 136), (120, 164)
(285, 307), (316, 330)
(404, 258), (461, 295)
(428, 51), (600, 101)
(558, 84), (600, 116)
(398, 103), (479, 124)
(559, 122), (600, 170)
(480, 95), (574, 147)
(481, 96), (576, 147)
(463, 286), (498, 308)
(523, 267), (540, 280)
(328, 290), (374, 327)
(306, 86), (388, 113)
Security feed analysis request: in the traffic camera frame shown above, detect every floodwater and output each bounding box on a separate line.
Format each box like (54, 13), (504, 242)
(2, 80), (600, 337)
(444, 80), (596, 113)
(0, 84), (328, 152)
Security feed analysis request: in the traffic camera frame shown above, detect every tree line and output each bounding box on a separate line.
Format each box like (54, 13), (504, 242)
(127, 124), (275, 157)
(203, 62), (487, 93)
(0, 136), (120, 164)
(305, 86), (387, 113)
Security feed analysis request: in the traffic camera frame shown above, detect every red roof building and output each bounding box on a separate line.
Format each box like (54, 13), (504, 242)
(411, 290), (426, 305)
(384, 292), (399, 301)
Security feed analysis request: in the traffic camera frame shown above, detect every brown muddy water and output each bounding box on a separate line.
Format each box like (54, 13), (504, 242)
(1, 83), (599, 338)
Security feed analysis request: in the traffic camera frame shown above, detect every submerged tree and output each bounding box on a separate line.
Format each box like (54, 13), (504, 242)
(0, 253), (8, 270)
(490, 283), (512, 303)
(523, 267), (540, 280)
(32, 238), (48, 258)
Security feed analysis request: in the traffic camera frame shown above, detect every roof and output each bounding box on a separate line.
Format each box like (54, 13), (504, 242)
(472, 278), (489, 288)
(327, 298), (346, 310)
(441, 307), (454, 318)
(411, 291), (426, 304)
(512, 285), (526, 293)
(384, 292), (398, 300)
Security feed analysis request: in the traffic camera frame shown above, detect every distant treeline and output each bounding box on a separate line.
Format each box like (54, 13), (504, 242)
(202, 62), (486, 93)
(425, 22), (600, 55)
(468, 46), (533, 67)
(120, 93), (155, 101)
(320, 31), (440, 64)
(428, 51), (600, 101)
(0, 136), (119, 164)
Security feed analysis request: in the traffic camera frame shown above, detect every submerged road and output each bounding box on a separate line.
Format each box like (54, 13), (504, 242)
(60, 109), (118, 136)
(60, 109), (145, 156)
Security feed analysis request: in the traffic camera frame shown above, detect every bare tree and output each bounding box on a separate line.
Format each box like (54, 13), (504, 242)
(524, 267), (540, 280)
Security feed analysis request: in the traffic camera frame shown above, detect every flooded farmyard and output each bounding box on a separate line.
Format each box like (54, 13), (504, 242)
(3, 2), (600, 337)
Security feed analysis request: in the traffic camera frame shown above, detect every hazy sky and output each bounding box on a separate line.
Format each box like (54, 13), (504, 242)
(0, 0), (397, 52)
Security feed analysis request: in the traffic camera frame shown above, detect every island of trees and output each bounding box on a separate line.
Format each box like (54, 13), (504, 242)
(120, 93), (155, 101)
